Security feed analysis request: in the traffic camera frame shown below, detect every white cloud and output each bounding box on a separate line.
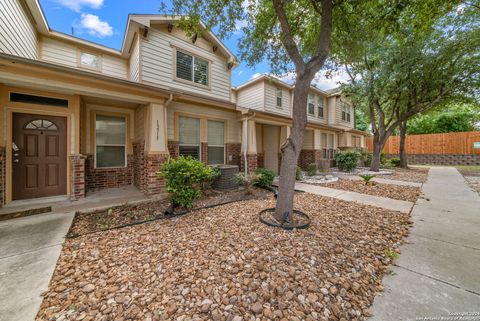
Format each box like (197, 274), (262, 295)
(273, 69), (351, 90)
(79, 14), (113, 38)
(56, 0), (103, 12)
(250, 72), (262, 80)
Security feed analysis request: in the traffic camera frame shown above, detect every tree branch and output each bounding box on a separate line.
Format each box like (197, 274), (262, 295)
(307, 0), (333, 72)
(271, 0), (305, 72)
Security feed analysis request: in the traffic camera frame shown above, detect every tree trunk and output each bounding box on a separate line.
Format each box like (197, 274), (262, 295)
(399, 120), (408, 168)
(274, 79), (311, 221)
(370, 132), (388, 172)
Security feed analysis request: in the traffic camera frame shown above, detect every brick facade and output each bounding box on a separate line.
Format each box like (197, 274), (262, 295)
(257, 153), (264, 169)
(225, 143), (241, 167)
(387, 154), (480, 166)
(0, 147), (5, 207)
(70, 155), (86, 200)
(201, 142), (208, 164)
(167, 140), (179, 159)
(240, 154), (258, 173)
(85, 154), (133, 192)
(133, 140), (168, 195)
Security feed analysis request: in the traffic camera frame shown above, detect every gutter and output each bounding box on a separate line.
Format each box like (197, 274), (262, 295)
(0, 53), (236, 108)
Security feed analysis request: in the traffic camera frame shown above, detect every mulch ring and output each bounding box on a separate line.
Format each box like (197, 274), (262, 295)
(383, 167), (429, 183)
(68, 188), (271, 237)
(320, 178), (421, 202)
(37, 193), (411, 321)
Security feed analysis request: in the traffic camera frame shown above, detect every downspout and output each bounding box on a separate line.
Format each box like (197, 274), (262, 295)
(165, 93), (173, 107)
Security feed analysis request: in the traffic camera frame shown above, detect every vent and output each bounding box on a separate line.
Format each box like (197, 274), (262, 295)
(9, 92), (68, 108)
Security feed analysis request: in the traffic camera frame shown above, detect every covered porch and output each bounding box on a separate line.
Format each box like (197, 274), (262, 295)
(0, 56), (170, 207)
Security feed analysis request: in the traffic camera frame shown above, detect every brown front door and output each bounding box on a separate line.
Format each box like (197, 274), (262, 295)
(12, 113), (67, 200)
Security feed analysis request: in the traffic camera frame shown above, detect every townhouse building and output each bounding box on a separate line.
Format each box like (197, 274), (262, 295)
(0, 0), (367, 207)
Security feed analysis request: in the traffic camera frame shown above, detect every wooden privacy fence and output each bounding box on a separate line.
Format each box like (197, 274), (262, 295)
(366, 131), (480, 155)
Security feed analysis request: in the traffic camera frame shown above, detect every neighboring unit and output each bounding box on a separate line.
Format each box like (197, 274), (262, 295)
(0, 0), (368, 207)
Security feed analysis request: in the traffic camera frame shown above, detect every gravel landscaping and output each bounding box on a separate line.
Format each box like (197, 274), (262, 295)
(37, 193), (410, 321)
(456, 166), (480, 195)
(68, 188), (270, 237)
(320, 179), (421, 202)
(382, 167), (429, 183)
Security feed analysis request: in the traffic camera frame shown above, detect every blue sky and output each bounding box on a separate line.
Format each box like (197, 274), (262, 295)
(39, 0), (344, 89)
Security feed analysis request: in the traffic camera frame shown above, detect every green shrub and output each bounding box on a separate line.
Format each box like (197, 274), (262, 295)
(254, 168), (276, 187)
(381, 159), (395, 169)
(389, 158), (401, 167)
(359, 174), (376, 185)
(295, 166), (303, 180)
(234, 172), (260, 194)
(362, 151), (373, 167)
(158, 156), (219, 208)
(306, 163), (317, 176)
(335, 150), (361, 172)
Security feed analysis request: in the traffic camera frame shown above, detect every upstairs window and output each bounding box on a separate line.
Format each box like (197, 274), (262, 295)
(95, 115), (126, 168)
(276, 88), (283, 108)
(307, 94), (315, 115)
(341, 101), (351, 122)
(179, 116), (201, 159)
(176, 50), (209, 86)
(318, 97), (324, 118)
(79, 51), (100, 70)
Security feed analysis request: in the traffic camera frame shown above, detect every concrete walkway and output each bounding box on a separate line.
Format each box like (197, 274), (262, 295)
(294, 182), (414, 213)
(370, 167), (480, 321)
(0, 186), (154, 321)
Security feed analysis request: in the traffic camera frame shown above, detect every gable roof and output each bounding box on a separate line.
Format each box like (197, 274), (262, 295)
(23, 1), (238, 63)
(234, 74), (339, 97)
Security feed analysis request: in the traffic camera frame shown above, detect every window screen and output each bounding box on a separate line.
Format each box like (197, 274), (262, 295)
(276, 88), (282, 108)
(176, 50), (209, 86)
(328, 134), (335, 159)
(318, 98), (324, 118)
(80, 52), (100, 69)
(207, 120), (225, 164)
(179, 116), (200, 159)
(321, 133), (328, 159)
(95, 115), (126, 168)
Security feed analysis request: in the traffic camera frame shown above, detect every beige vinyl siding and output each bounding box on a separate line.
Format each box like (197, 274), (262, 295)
(40, 37), (128, 79)
(167, 102), (241, 143)
(41, 37), (77, 67)
(236, 82), (265, 111)
(102, 55), (128, 78)
(264, 83), (291, 117)
(0, 0), (38, 59)
(303, 130), (314, 149)
(129, 35), (140, 82)
(141, 26), (231, 101)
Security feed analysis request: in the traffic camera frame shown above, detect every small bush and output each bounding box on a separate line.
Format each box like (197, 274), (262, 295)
(389, 158), (401, 167)
(381, 159), (395, 169)
(295, 166), (303, 180)
(336, 150), (361, 172)
(254, 168), (276, 187)
(306, 163), (317, 176)
(359, 174), (376, 185)
(234, 172), (260, 194)
(158, 156), (219, 209)
(362, 151), (373, 167)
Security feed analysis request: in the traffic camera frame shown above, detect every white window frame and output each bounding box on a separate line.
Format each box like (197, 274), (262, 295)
(308, 94), (315, 115)
(207, 120), (226, 165)
(276, 87), (283, 108)
(94, 114), (127, 169)
(78, 50), (102, 71)
(174, 49), (210, 88)
(317, 97), (324, 118)
(341, 101), (351, 122)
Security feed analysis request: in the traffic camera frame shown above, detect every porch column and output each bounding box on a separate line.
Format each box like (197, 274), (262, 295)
(70, 95), (85, 200)
(140, 102), (169, 195)
(240, 118), (257, 173)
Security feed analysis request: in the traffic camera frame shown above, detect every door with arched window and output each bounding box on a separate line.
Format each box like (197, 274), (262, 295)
(12, 113), (67, 200)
